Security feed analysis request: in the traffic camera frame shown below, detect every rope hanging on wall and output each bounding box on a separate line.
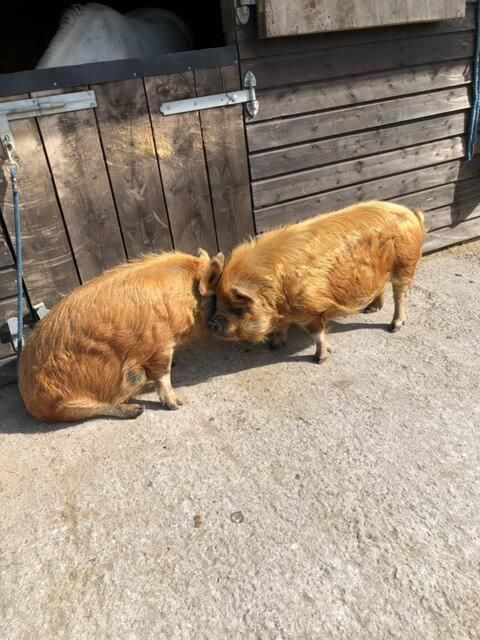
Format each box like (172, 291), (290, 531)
(467, 0), (480, 160)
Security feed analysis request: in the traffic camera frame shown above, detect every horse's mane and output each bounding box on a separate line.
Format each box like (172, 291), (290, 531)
(37, 4), (86, 66)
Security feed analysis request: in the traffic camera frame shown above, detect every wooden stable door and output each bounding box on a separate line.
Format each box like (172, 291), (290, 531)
(0, 65), (254, 354)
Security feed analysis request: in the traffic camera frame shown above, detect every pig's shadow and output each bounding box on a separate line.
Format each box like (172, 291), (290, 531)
(173, 318), (388, 389)
(0, 317), (388, 433)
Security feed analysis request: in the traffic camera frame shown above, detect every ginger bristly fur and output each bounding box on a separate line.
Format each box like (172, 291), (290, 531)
(19, 250), (214, 422)
(204, 201), (425, 362)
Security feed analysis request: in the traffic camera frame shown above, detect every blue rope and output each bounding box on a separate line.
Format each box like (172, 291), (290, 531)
(467, 0), (480, 160)
(9, 166), (23, 355)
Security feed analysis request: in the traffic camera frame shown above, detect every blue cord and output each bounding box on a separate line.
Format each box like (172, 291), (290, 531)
(467, 1), (480, 160)
(9, 167), (23, 355)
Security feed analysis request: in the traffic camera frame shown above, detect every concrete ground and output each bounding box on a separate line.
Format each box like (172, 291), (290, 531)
(1, 242), (479, 640)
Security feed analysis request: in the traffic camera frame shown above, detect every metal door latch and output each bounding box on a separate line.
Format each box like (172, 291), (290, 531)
(0, 91), (97, 159)
(160, 71), (259, 121)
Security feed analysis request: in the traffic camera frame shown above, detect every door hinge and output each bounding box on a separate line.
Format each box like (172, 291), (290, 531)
(236, 0), (256, 25)
(0, 91), (97, 158)
(160, 71), (258, 121)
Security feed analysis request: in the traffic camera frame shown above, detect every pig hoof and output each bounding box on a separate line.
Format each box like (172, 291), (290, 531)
(389, 321), (403, 333)
(312, 354), (327, 364)
(363, 305), (381, 314)
(129, 404), (145, 418)
(165, 396), (184, 411)
(159, 393), (184, 410)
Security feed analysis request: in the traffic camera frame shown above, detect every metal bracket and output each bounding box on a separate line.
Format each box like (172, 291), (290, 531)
(236, 0), (256, 25)
(6, 302), (49, 352)
(0, 91), (97, 158)
(160, 71), (258, 121)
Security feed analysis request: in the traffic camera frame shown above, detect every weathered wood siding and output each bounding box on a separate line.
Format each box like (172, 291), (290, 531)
(257, 0), (466, 38)
(0, 64), (254, 362)
(239, 1), (480, 253)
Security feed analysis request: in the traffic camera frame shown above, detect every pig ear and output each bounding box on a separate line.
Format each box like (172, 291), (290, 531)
(231, 285), (255, 306)
(199, 252), (224, 295)
(197, 247), (209, 260)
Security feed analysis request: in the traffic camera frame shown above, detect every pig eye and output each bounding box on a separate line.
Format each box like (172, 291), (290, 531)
(230, 307), (244, 317)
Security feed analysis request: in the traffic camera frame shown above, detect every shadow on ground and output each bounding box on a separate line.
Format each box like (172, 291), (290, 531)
(0, 317), (390, 435)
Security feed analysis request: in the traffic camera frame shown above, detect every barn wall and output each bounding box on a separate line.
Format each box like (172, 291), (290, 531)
(0, 64), (254, 367)
(238, 0), (480, 253)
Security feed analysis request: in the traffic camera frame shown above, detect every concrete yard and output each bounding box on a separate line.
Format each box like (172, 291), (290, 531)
(0, 242), (479, 640)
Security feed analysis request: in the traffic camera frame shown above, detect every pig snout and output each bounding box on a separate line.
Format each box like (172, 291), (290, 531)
(209, 315), (226, 334)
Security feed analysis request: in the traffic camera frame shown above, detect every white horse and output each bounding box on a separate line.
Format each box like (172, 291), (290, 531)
(36, 2), (193, 68)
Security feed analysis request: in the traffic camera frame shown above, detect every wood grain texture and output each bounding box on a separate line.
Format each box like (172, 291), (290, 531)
(0, 295), (29, 359)
(396, 177), (480, 213)
(255, 157), (480, 231)
(252, 60), (471, 123)
(0, 268), (17, 300)
(251, 112), (467, 179)
(0, 342), (14, 360)
(145, 73), (218, 255)
(238, 4), (473, 58)
(253, 137), (467, 208)
(0, 295), (29, 324)
(0, 94), (79, 309)
(195, 66), (255, 252)
(424, 200), (480, 232)
(0, 228), (13, 268)
(93, 79), (173, 258)
(423, 216), (480, 253)
(257, 0), (465, 38)
(242, 32), (473, 90)
(248, 86), (470, 152)
(0, 355), (16, 381)
(33, 89), (126, 283)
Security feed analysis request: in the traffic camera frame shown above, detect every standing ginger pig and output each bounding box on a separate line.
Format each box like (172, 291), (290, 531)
(202, 201), (425, 363)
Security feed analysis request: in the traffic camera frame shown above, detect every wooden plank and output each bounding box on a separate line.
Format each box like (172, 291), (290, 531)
(242, 32), (474, 90)
(257, 0), (465, 38)
(238, 4), (474, 58)
(252, 58), (471, 123)
(0, 94), (80, 309)
(93, 79), (173, 258)
(423, 216), (480, 253)
(248, 85), (470, 152)
(424, 200), (480, 232)
(0, 343), (14, 361)
(0, 268), (17, 300)
(0, 356), (17, 384)
(145, 73), (218, 255)
(0, 296), (30, 361)
(255, 157), (480, 231)
(253, 137), (466, 208)
(0, 295), (28, 323)
(0, 227), (13, 268)
(251, 112), (467, 180)
(396, 176), (480, 213)
(33, 89), (126, 283)
(195, 66), (255, 252)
